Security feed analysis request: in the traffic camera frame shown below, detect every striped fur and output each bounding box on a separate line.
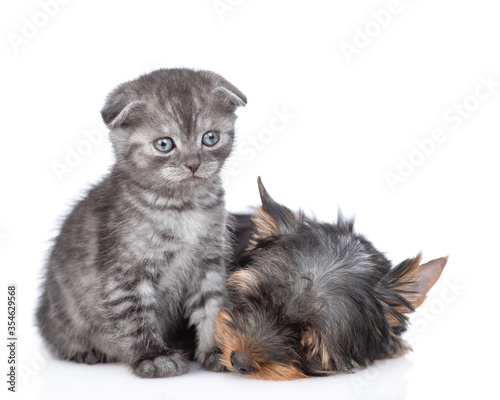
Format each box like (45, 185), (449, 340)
(36, 68), (246, 378)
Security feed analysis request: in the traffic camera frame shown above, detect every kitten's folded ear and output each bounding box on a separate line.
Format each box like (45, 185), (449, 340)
(251, 177), (299, 241)
(101, 89), (147, 129)
(199, 71), (247, 108)
(216, 86), (247, 107)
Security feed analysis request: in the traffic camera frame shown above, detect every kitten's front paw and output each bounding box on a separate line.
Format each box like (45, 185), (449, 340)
(70, 349), (113, 364)
(199, 349), (227, 372)
(133, 351), (189, 378)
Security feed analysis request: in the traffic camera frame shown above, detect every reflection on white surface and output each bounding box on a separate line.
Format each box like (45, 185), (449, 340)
(33, 357), (412, 400)
(18, 291), (494, 400)
(15, 328), (416, 400)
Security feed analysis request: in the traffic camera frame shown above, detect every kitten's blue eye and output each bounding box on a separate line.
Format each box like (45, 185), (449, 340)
(153, 137), (174, 153)
(202, 131), (220, 147)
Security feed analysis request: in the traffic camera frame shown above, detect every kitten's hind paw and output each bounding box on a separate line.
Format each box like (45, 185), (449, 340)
(199, 349), (228, 372)
(133, 351), (189, 378)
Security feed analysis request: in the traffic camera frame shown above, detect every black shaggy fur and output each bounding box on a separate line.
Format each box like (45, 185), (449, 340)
(217, 178), (447, 380)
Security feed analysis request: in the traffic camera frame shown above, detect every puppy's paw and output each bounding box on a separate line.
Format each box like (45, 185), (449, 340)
(199, 349), (227, 372)
(133, 351), (189, 378)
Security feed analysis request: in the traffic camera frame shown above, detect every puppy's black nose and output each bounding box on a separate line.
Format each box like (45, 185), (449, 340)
(230, 351), (255, 375)
(186, 163), (200, 174)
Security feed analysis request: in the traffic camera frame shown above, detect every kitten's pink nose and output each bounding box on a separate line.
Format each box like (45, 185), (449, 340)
(186, 163), (200, 174)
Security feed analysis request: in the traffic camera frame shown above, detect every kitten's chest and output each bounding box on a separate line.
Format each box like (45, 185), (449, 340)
(122, 185), (225, 240)
(159, 207), (222, 243)
(119, 203), (225, 258)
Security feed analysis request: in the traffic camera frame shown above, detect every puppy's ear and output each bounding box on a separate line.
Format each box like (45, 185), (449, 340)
(199, 70), (247, 108)
(381, 254), (448, 330)
(300, 324), (331, 371)
(101, 89), (147, 129)
(251, 177), (298, 240)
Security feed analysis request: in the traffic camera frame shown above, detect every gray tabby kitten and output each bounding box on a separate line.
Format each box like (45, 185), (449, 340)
(36, 68), (246, 378)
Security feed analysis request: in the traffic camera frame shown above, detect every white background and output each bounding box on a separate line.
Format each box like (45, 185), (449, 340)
(1, 1), (499, 399)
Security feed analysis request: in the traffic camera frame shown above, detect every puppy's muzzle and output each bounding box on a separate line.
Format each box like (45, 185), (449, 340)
(230, 351), (255, 375)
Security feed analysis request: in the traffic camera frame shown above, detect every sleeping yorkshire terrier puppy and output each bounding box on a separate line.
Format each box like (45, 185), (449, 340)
(217, 178), (447, 380)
